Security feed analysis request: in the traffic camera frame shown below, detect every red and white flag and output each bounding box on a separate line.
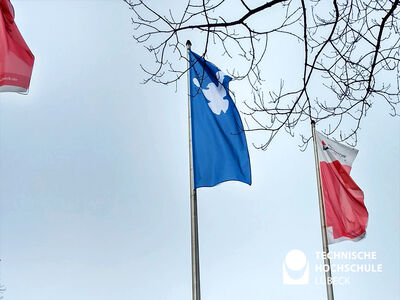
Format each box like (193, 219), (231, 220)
(0, 0), (34, 93)
(316, 131), (368, 244)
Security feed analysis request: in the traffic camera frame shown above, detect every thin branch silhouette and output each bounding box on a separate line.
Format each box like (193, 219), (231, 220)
(124, 0), (400, 149)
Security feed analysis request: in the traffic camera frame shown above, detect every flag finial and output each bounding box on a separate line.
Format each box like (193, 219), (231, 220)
(186, 40), (192, 49)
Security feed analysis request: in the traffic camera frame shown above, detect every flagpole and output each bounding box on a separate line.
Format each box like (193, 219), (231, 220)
(186, 40), (201, 300)
(311, 120), (334, 300)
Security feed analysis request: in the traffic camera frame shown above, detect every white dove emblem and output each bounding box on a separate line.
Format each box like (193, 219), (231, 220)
(193, 71), (229, 115)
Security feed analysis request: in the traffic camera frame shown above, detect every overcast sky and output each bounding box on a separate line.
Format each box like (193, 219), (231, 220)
(0, 1), (399, 300)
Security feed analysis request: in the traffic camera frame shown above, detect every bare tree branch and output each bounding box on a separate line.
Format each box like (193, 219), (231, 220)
(124, 0), (400, 149)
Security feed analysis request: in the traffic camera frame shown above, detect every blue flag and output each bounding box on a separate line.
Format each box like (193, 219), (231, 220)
(189, 50), (251, 188)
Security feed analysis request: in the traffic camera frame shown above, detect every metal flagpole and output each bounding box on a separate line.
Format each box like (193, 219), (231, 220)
(311, 120), (334, 300)
(186, 40), (201, 300)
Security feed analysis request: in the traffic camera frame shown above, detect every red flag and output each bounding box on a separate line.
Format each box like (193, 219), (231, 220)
(316, 131), (368, 244)
(0, 0), (34, 93)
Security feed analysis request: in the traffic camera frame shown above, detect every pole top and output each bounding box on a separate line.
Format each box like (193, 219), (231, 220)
(186, 40), (192, 49)
(311, 119), (316, 125)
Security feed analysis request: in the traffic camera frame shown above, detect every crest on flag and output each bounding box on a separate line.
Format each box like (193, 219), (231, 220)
(192, 70), (229, 115)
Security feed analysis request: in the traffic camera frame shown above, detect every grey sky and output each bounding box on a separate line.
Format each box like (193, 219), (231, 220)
(0, 1), (399, 300)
